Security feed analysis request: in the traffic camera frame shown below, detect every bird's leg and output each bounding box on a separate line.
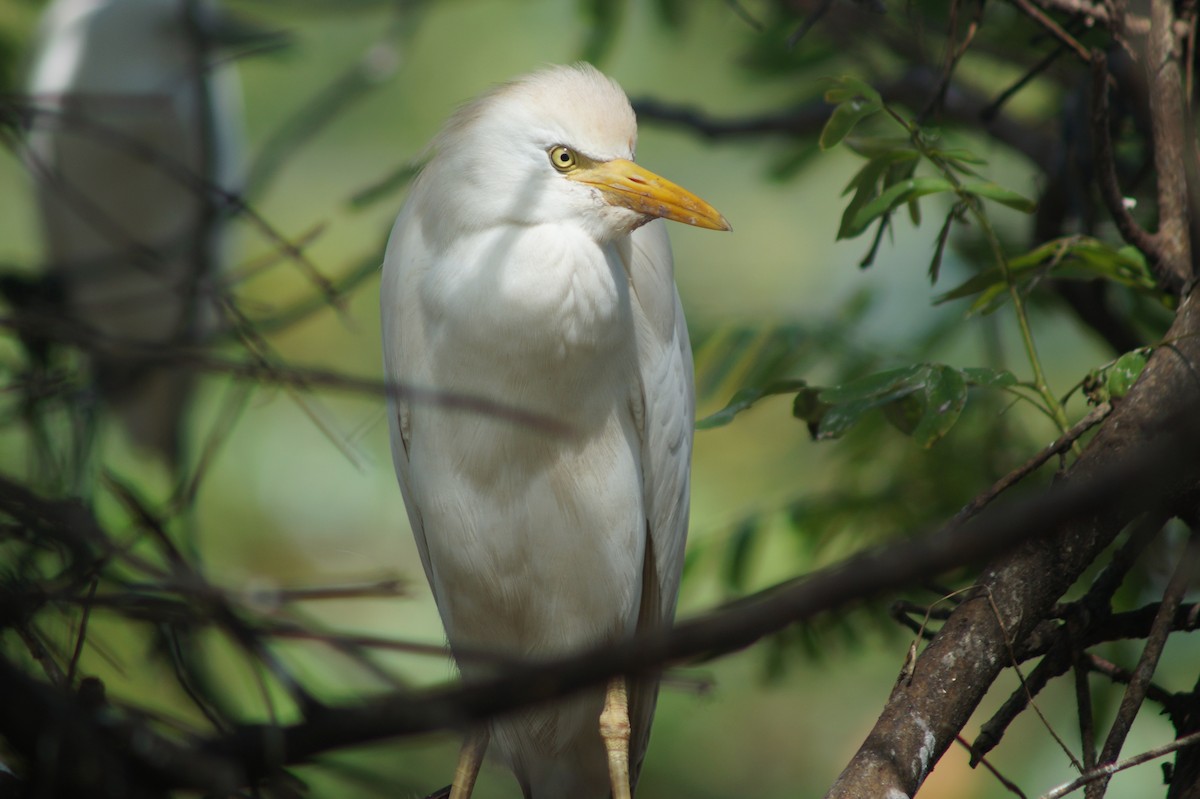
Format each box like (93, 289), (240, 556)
(600, 676), (633, 799)
(448, 727), (489, 799)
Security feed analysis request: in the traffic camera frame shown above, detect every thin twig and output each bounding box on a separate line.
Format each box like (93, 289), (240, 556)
(1089, 54), (1171, 286)
(951, 402), (1111, 528)
(1073, 650), (1097, 771)
(65, 578), (98, 687)
(1007, 0), (1094, 62)
(1085, 653), (1178, 709)
(956, 734), (1029, 798)
(1087, 533), (1200, 796)
(1039, 728), (1200, 798)
(982, 588), (1084, 772)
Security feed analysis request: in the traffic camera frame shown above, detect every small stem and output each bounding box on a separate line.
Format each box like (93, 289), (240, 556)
(884, 106), (1072, 434)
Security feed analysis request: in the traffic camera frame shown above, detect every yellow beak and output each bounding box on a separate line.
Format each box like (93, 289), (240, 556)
(569, 158), (731, 231)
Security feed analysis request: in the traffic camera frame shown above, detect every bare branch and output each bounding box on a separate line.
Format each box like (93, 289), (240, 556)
(1007, 0), (1095, 62)
(1144, 0), (1195, 284)
(1040, 729), (1200, 799)
(951, 401), (1111, 529)
(824, 289), (1200, 799)
(634, 67), (1059, 171)
(1090, 54), (1177, 291)
(1087, 532), (1200, 797)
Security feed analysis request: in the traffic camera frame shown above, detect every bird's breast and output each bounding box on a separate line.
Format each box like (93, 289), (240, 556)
(421, 223), (633, 366)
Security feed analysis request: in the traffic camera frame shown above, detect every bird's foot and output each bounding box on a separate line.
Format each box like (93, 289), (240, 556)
(448, 727), (489, 799)
(600, 677), (633, 799)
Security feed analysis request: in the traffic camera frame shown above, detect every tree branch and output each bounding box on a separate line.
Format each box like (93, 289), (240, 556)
(824, 290), (1200, 799)
(1090, 53), (1178, 292)
(633, 67), (1059, 172)
(1087, 532), (1200, 797)
(1145, 0), (1195, 286)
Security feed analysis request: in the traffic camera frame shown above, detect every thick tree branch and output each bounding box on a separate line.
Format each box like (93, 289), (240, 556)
(824, 290), (1200, 799)
(1147, 0), (1195, 287)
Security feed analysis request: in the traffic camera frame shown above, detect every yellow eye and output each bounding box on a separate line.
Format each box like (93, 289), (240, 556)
(549, 145), (577, 172)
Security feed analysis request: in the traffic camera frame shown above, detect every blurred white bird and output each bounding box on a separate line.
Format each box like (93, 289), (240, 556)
(24, 0), (246, 471)
(381, 64), (729, 799)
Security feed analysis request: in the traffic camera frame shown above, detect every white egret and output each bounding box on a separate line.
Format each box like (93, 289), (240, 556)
(25, 0), (245, 470)
(381, 64), (729, 799)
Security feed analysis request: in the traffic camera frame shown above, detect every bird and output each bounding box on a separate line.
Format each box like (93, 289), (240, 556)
(23, 0), (247, 473)
(381, 63), (729, 799)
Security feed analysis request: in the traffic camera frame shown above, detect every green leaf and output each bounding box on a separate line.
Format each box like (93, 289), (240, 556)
(960, 367), (1018, 387)
(881, 393), (924, 434)
(816, 396), (883, 439)
(912, 365), (967, 447)
(843, 177), (954, 238)
(936, 235), (1163, 312)
(792, 387), (830, 437)
(823, 76), (882, 106)
(933, 147), (988, 165)
(837, 158), (889, 239)
(819, 364), (928, 404)
(805, 364), (987, 444)
(935, 270), (1000, 304)
(907, 197), (921, 226)
(962, 181), (1036, 213)
(820, 96), (882, 150)
(884, 157), (918, 187)
(1105, 350), (1149, 399)
(928, 204), (959, 285)
(845, 136), (918, 160)
(697, 379), (807, 429)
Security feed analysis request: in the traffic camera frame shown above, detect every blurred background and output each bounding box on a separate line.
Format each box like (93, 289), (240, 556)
(0, 1), (1187, 797)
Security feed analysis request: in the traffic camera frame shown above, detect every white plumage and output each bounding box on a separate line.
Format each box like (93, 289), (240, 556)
(381, 64), (727, 798)
(25, 0), (244, 468)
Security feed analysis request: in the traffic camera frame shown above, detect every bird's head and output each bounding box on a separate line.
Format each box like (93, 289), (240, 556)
(419, 63), (730, 243)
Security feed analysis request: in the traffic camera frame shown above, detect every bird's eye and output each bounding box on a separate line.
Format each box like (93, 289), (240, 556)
(549, 145), (578, 172)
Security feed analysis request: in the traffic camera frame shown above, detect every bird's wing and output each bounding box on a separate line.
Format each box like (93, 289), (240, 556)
(629, 220), (694, 624)
(380, 204), (439, 593)
(625, 220), (695, 777)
